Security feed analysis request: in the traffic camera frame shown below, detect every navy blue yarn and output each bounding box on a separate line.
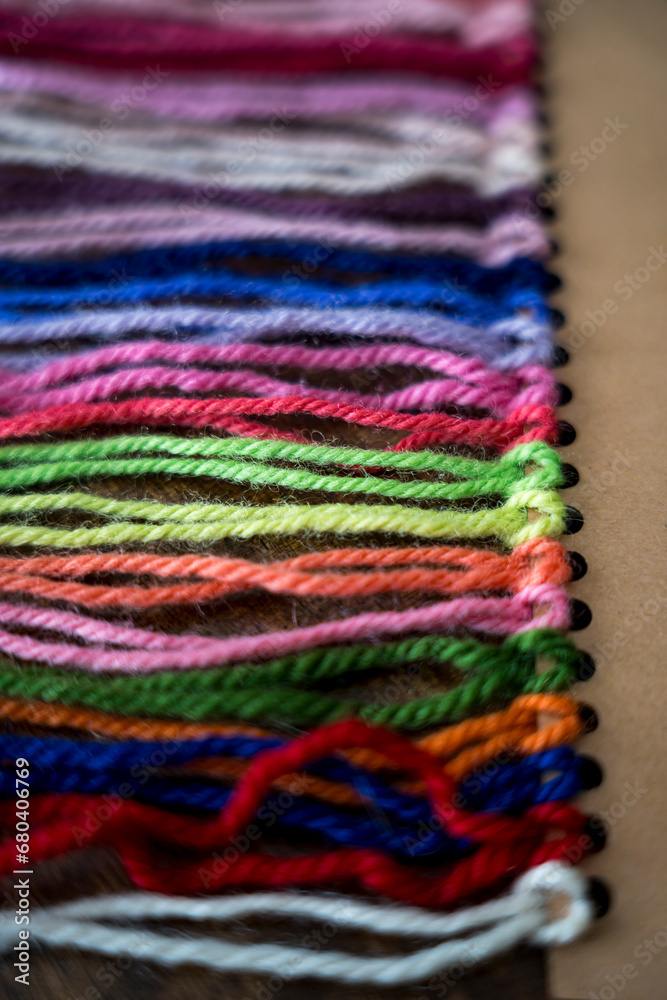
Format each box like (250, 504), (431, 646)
(0, 247), (553, 292)
(1, 769), (458, 860)
(458, 748), (584, 811)
(0, 735), (584, 859)
(0, 277), (549, 324)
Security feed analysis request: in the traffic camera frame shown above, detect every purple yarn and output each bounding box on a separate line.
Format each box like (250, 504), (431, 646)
(0, 167), (541, 227)
(0, 306), (554, 370)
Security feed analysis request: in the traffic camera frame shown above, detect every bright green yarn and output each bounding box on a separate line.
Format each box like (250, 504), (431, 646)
(0, 436), (563, 501)
(0, 630), (582, 731)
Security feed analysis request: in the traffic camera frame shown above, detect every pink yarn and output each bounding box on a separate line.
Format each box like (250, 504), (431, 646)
(0, 587), (570, 671)
(0, 342), (556, 416)
(0, 0), (531, 44)
(0, 207), (546, 266)
(0, 61), (536, 120)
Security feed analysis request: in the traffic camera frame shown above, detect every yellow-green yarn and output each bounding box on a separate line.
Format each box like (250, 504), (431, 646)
(0, 490), (565, 547)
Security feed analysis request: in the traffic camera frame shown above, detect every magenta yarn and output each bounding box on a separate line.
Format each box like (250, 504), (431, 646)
(0, 341), (557, 416)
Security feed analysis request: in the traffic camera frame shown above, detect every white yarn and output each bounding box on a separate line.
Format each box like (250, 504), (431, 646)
(0, 107), (540, 196)
(0, 141), (539, 198)
(0, 92), (497, 150)
(0, 864), (592, 985)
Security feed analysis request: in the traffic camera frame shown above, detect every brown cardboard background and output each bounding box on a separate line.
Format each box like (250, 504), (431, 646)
(544, 0), (667, 997)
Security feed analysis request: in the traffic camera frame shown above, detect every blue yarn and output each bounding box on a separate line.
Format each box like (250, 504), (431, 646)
(0, 735), (584, 860)
(1, 733), (457, 860)
(0, 246), (554, 292)
(0, 276), (549, 324)
(459, 748), (585, 810)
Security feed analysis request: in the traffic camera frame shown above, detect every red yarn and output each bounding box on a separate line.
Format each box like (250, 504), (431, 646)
(0, 14), (536, 80)
(0, 397), (558, 451)
(0, 720), (591, 904)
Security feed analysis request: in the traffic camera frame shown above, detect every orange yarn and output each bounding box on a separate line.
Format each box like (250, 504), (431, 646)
(0, 539), (570, 608)
(0, 693), (583, 803)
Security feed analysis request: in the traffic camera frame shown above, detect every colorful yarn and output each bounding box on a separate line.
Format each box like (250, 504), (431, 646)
(0, 3), (533, 45)
(0, 113), (540, 202)
(0, 491), (566, 548)
(0, 538), (570, 608)
(0, 246), (550, 291)
(0, 18), (537, 80)
(0, 0), (599, 969)
(0, 624), (582, 694)
(0, 641), (576, 728)
(0, 166), (541, 226)
(0, 730), (587, 826)
(0, 692), (585, 782)
(0, 206), (548, 264)
(0, 397), (560, 451)
(0, 437), (562, 500)
(0, 583), (571, 675)
(0, 342), (556, 413)
(0, 719), (592, 903)
(0, 64), (534, 118)
(0, 271), (550, 327)
(0, 307), (552, 370)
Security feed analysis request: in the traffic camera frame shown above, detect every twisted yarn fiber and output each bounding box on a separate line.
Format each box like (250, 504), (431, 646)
(0, 864), (594, 984)
(0, 691), (585, 783)
(0, 732), (587, 850)
(0, 204), (548, 265)
(0, 436), (563, 501)
(0, 629), (579, 729)
(0, 538), (570, 607)
(0, 584), (572, 674)
(0, 307), (555, 370)
(0, 243), (553, 286)
(0, 491), (566, 548)
(0, 0), (595, 962)
(0, 720), (592, 904)
(0, 397), (561, 451)
(0, 341), (557, 414)
(0, 259), (551, 317)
